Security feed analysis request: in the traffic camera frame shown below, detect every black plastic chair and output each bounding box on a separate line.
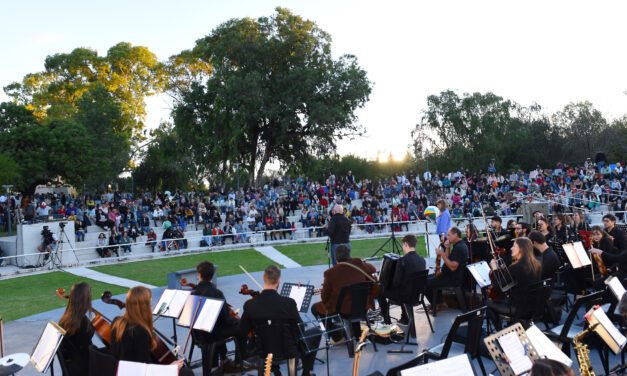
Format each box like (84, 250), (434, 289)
(87, 345), (117, 376)
(253, 320), (300, 376)
(387, 270), (433, 354)
(494, 278), (553, 330)
(423, 306), (488, 376)
(335, 281), (378, 357)
(545, 290), (604, 357)
(189, 330), (237, 376)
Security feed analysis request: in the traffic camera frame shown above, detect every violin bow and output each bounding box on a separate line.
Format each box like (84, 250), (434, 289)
(239, 265), (263, 290)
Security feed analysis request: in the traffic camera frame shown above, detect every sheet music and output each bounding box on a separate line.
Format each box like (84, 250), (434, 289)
(606, 276), (627, 300)
(573, 241), (592, 266)
(193, 298), (224, 333)
(31, 322), (64, 372)
(399, 354), (475, 376)
(177, 295), (202, 327)
(497, 331), (533, 375)
(562, 243), (582, 268)
(526, 325), (573, 366)
(592, 307), (627, 349)
(117, 360), (178, 376)
(153, 289), (191, 318)
(467, 261), (491, 288)
(289, 285), (307, 311)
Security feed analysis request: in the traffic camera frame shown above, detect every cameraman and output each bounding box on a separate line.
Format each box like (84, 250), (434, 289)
(37, 231), (58, 261)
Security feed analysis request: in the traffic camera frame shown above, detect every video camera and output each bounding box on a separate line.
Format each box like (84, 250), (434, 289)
(41, 226), (54, 244)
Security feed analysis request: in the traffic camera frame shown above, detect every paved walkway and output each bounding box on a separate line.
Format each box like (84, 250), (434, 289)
(254, 246), (302, 268)
(62, 267), (156, 289)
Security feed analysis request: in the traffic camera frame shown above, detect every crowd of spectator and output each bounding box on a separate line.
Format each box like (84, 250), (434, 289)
(0, 156), (625, 260)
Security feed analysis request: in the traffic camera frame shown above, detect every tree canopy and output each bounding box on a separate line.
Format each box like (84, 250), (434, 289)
(172, 7), (372, 185)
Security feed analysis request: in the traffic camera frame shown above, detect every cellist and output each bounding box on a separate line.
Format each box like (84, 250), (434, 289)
(58, 282), (95, 376)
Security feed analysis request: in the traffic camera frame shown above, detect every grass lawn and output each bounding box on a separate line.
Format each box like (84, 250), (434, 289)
(276, 236), (428, 266)
(91, 249), (282, 287)
(0, 272), (128, 322)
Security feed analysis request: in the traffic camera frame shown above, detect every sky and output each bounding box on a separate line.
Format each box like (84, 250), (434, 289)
(1, 0), (626, 161)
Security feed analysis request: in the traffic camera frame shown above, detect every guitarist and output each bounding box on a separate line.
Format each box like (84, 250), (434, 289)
(379, 235), (426, 325)
(311, 245), (376, 342)
(426, 227), (469, 314)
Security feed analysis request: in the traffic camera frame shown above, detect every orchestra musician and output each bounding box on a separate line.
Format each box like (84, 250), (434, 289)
(490, 216), (505, 237)
(515, 222), (532, 238)
(486, 237), (542, 330)
(589, 225), (627, 283)
(191, 261), (251, 373)
(239, 265), (321, 376)
(529, 231), (560, 281)
(435, 200), (451, 241)
(378, 235), (426, 325)
(425, 227), (468, 314)
(311, 244), (376, 340)
(602, 214), (626, 252)
(537, 218), (554, 243)
(528, 358), (575, 376)
(58, 282), (95, 376)
(572, 211), (590, 233)
(552, 214), (569, 244)
(109, 286), (192, 376)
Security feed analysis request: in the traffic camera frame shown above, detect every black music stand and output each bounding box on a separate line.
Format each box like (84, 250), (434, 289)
(370, 216), (402, 258)
(298, 315), (350, 376)
(280, 283), (315, 313)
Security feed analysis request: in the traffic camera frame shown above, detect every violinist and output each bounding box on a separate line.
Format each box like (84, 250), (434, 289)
(589, 225), (627, 282)
(378, 235), (426, 325)
(426, 227), (468, 314)
(109, 286), (191, 375)
(191, 261), (250, 373)
(58, 282), (95, 376)
(486, 237), (542, 330)
(490, 216), (505, 237)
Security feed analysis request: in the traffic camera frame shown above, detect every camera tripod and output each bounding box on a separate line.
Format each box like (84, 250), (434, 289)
(370, 216), (403, 258)
(43, 224), (78, 269)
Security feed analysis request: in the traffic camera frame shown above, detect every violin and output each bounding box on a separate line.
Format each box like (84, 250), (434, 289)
(55, 288), (113, 345)
(100, 291), (179, 364)
(591, 239), (610, 277)
(180, 279), (240, 319)
(239, 284), (260, 298)
(434, 237), (446, 278)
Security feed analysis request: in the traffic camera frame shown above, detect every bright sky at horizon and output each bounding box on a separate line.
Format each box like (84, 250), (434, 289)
(1, 0), (626, 162)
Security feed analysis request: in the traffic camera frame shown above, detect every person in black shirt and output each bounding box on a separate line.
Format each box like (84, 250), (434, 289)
(110, 286), (191, 375)
(603, 214), (626, 253)
(529, 231), (560, 281)
(590, 225), (627, 280)
(426, 227), (469, 313)
(379, 234), (426, 325)
(326, 204), (351, 265)
(486, 237), (542, 330)
(58, 282), (95, 376)
(239, 265), (321, 376)
(191, 261), (250, 373)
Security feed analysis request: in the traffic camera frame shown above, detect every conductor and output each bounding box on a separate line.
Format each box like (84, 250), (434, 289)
(327, 204), (351, 265)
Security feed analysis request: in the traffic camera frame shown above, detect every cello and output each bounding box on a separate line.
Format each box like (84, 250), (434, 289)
(100, 291), (180, 364)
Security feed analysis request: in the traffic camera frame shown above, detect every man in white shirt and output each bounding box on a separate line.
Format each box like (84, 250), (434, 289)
(423, 170), (432, 182)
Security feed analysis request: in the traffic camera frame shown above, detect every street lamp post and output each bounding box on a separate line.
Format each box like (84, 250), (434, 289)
(425, 149), (430, 173)
(2, 185), (13, 236)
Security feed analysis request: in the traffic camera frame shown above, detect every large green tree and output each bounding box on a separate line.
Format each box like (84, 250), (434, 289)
(4, 42), (165, 139)
(173, 8), (372, 185)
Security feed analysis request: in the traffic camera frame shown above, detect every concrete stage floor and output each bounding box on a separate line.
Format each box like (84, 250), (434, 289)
(1, 259), (618, 375)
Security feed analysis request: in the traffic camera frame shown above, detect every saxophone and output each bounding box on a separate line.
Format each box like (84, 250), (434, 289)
(573, 323), (598, 376)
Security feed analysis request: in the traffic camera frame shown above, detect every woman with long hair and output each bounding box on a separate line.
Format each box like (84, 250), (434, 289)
(59, 282), (95, 376)
(487, 237), (542, 329)
(552, 214), (568, 243)
(110, 287), (189, 374)
(571, 211), (589, 240)
(537, 218), (554, 243)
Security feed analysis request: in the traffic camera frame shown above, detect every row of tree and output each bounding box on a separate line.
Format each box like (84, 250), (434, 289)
(1, 8), (625, 194)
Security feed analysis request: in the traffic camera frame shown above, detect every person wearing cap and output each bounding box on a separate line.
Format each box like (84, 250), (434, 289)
(37, 202), (49, 217)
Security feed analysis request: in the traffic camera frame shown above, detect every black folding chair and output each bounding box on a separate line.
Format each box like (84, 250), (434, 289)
(336, 281), (378, 357)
